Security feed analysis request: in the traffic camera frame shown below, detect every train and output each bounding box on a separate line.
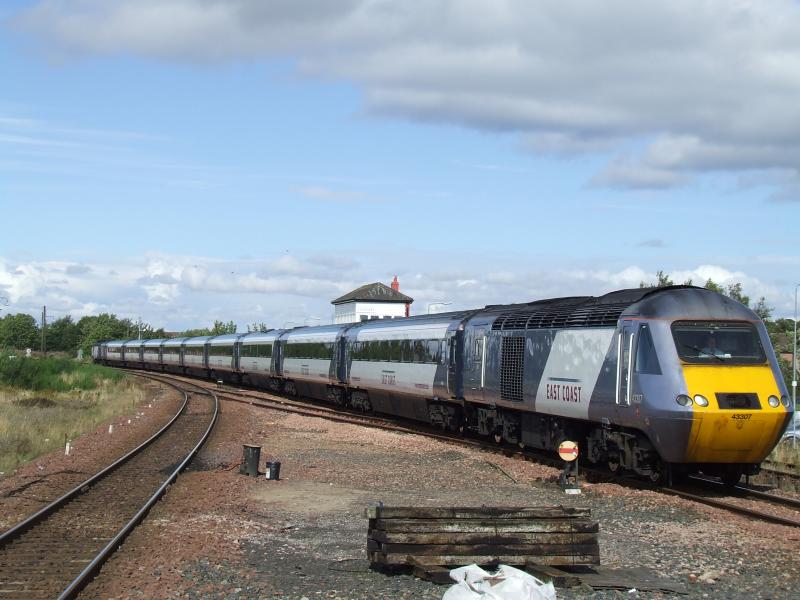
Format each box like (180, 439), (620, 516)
(93, 285), (792, 485)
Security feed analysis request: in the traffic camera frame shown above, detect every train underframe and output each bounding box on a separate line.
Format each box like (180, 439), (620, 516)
(111, 360), (759, 486)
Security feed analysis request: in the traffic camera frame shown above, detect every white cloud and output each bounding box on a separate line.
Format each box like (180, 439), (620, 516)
(14, 0), (800, 198)
(1, 252), (796, 329)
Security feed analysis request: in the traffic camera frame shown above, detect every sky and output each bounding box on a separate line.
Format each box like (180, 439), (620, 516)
(1, 0), (799, 330)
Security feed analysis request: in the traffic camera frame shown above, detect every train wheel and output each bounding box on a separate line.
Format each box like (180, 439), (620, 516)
(648, 461), (668, 485)
(721, 468), (743, 487)
(607, 451), (621, 474)
(493, 434), (503, 444)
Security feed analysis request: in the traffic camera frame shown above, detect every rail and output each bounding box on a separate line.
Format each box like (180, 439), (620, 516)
(0, 374), (219, 599)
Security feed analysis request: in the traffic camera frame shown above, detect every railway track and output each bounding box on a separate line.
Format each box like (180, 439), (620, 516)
(126, 370), (800, 531)
(661, 478), (800, 528)
(0, 375), (218, 599)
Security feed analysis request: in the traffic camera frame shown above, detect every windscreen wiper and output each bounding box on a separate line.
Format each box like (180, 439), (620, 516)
(682, 343), (724, 362)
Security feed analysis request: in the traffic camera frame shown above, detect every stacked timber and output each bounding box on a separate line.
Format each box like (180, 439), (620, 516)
(366, 506), (599, 568)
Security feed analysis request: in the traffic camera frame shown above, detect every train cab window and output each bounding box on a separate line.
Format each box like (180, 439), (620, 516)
(671, 321), (766, 364)
(635, 325), (661, 375)
(474, 339), (483, 362)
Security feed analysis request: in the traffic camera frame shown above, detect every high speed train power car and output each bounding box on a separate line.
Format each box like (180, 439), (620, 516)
(93, 285), (792, 485)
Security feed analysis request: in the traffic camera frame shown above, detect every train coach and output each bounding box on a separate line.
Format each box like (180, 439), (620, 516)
(94, 285), (792, 485)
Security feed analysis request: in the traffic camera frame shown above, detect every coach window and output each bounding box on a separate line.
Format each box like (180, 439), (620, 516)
(375, 340), (387, 361)
(635, 325), (661, 375)
(400, 340), (407, 362)
(428, 340), (441, 363)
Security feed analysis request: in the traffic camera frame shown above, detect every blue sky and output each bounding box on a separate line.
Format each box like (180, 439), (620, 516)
(1, 1), (799, 329)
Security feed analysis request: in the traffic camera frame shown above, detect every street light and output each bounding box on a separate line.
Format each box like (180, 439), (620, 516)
(427, 302), (452, 314)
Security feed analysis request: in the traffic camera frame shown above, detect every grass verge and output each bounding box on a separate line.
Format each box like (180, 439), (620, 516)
(0, 356), (147, 473)
(768, 438), (800, 469)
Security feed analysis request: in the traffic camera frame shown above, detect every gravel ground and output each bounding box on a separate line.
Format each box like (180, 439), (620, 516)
(5, 386), (799, 599)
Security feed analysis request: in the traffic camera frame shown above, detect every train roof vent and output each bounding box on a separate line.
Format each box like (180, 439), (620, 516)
(492, 302), (629, 331)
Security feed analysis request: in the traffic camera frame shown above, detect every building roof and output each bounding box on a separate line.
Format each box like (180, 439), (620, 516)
(331, 282), (414, 305)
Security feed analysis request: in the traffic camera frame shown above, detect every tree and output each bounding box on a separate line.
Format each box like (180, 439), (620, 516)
(47, 315), (80, 352)
(703, 278), (725, 294)
(247, 322), (270, 333)
(177, 327), (212, 337)
(639, 270), (674, 288)
(752, 297), (773, 321)
(725, 282), (750, 307)
(211, 320), (237, 335)
(77, 313), (135, 355)
(0, 313), (40, 350)
(175, 320), (238, 338)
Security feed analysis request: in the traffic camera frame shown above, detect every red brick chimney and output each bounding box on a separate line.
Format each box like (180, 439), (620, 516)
(391, 276), (409, 316)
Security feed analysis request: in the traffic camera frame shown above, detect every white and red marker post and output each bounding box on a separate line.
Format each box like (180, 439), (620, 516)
(558, 440), (581, 494)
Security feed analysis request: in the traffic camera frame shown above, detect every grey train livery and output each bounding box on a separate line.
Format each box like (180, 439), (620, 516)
(94, 286), (792, 484)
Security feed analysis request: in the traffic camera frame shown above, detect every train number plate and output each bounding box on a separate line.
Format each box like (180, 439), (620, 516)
(731, 413), (751, 420)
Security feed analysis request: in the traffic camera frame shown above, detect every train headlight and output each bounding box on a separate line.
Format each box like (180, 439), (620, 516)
(768, 395), (780, 408)
(693, 394), (709, 407)
(676, 394), (693, 407)
(780, 395), (790, 408)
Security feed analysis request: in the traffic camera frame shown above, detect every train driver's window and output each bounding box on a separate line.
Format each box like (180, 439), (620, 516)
(635, 325), (661, 375)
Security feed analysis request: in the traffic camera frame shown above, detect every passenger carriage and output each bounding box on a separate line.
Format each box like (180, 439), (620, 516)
(237, 330), (282, 391)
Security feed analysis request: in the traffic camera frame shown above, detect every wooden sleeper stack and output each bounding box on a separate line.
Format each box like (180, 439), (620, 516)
(366, 506), (600, 568)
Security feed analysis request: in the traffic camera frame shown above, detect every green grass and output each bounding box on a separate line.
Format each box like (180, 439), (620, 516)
(0, 354), (125, 392)
(0, 356), (147, 473)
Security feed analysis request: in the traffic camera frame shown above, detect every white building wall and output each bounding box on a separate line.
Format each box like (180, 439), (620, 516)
(334, 301), (406, 324)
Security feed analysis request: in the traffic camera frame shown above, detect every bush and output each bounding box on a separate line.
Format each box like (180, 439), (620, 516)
(0, 354), (123, 392)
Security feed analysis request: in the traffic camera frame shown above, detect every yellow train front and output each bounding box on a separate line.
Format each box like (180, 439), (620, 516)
(611, 287), (792, 484)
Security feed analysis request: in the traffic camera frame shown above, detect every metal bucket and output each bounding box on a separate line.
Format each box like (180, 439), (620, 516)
(265, 461), (281, 480)
(240, 444), (261, 477)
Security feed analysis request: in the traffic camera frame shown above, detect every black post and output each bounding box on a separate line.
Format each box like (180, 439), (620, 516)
(240, 444), (261, 476)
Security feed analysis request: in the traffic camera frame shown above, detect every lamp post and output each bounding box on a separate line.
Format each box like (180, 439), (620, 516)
(427, 302), (452, 314)
(793, 284), (799, 445)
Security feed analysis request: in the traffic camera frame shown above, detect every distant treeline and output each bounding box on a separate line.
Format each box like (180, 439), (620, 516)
(0, 313), (246, 357)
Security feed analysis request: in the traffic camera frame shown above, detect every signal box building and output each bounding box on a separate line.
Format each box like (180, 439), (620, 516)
(332, 277), (413, 324)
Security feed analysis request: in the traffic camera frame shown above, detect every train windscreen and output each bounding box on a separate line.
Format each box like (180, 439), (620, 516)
(671, 321), (766, 364)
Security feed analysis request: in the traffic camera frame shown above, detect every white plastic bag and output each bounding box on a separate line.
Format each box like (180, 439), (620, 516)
(442, 564), (557, 600)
